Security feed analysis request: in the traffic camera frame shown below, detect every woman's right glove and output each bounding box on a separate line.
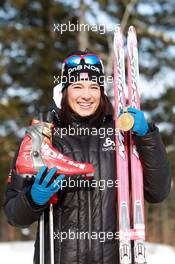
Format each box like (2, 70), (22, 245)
(127, 107), (149, 136)
(31, 166), (65, 205)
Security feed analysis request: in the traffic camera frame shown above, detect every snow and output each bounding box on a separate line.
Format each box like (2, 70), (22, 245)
(0, 241), (34, 264)
(0, 241), (175, 263)
(146, 242), (175, 263)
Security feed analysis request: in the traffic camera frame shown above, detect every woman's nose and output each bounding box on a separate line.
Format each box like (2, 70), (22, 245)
(81, 88), (91, 100)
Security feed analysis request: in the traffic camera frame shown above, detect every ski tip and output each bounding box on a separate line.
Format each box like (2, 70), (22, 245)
(114, 24), (122, 34)
(128, 25), (136, 34)
(113, 26), (124, 49)
(127, 25), (137, 45)
(114, 25), (123, 42)
(128, 26), (137, 36)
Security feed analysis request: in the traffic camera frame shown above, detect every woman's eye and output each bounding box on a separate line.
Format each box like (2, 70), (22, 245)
(73, 86), (82, 89)
(91, 86), (99, 90)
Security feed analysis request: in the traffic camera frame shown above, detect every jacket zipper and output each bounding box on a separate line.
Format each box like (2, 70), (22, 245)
(84, 132), (92, 264)
(58, 207), (62, 264)
(80, 132), (92, 263)
(88, 189), (92, 263)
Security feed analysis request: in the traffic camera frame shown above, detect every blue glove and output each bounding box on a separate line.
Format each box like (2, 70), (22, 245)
(31, 166), (65, 205)
(127, 107), (149, 136)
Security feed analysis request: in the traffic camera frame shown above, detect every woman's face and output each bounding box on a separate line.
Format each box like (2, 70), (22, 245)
(67, 81), (101, 117)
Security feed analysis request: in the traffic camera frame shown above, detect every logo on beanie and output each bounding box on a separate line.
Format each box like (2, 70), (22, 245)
(79, 72), (89, 80)
(68, 64), (101, 74)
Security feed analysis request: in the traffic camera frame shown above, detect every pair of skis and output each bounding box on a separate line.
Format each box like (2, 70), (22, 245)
(114, 26), (147, 264)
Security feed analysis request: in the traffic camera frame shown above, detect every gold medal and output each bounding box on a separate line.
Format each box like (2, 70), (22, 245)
(118, 111), (134, 132)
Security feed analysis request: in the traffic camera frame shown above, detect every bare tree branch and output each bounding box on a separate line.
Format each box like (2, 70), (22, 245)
(78, 0), (89, 50)
(134, 20), (175, 45)
(121, 0), (139, 31)
(104, 33), (114, 94)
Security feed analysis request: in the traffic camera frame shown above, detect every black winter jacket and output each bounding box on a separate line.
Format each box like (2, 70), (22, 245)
(3, 111), (171, 264)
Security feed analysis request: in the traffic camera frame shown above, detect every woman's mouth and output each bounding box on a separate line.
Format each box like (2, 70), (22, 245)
(78, 103), (92, 109)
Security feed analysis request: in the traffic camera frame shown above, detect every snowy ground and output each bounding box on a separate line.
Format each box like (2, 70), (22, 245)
(0, 241), (175, 263)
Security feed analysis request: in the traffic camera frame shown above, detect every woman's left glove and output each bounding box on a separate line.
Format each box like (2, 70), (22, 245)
(31, 166), (65, 205)
(127, 107), (149, 136)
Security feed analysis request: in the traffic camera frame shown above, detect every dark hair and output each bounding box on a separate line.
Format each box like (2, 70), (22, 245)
(60, 86), (113, 128)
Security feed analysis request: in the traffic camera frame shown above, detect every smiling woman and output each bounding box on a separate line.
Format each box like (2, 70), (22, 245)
(4, 49), (171, 264)
(67, 81), (101, 117)
(60, 78), (112, 128)
(59, 51), (113, 127)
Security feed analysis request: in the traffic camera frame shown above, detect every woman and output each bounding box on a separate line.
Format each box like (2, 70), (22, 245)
(4, 50), (171, 264)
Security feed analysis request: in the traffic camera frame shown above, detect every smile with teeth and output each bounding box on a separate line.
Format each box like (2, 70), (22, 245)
(78, 102), (92, 109)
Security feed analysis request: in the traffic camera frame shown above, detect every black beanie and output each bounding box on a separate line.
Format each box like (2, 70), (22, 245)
(61, 50), (105, 91)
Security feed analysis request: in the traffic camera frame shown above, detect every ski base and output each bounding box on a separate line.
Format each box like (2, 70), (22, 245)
(134, 241), (147, 264)
(120, 241), (132, 264)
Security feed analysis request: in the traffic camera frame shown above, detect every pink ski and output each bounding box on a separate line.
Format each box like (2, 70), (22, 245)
(114, 26), (132, 264)
(127, 26), (146, 264)
(114, 25), (147, 264)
